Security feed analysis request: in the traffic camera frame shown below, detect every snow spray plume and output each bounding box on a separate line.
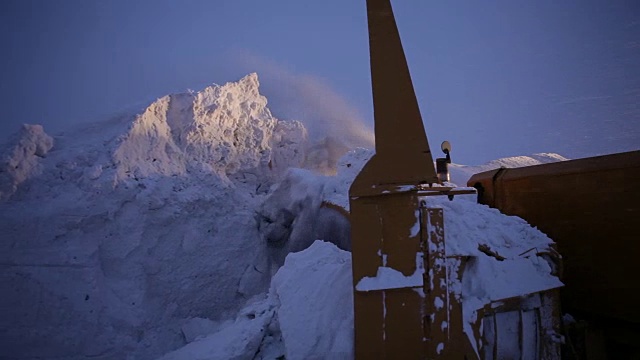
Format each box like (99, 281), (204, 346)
(233, 51), (375, 174)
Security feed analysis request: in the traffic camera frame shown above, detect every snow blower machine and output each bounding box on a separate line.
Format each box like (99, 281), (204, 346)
(348, 0), (564, 358)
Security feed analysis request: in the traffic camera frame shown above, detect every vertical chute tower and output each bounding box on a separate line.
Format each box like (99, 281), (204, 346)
(350, 0), (476, 358)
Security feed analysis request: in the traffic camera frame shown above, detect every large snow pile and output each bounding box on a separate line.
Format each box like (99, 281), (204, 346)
(1, 72), (564, 359)
(111, 74), (308, 183)
(0, 74), (335, 359)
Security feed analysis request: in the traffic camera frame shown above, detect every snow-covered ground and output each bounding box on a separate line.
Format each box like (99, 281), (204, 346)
(0, 74), (566, 359)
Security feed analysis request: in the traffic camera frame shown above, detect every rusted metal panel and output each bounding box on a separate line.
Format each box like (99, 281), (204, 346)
(351, 193), (480, 359)
(350, 199), (382, 283)
(422, 207), (476, 358)
(351, 193), (426, 359)
(423, 207), (447, 357)
(379, 195), (422, 276)
(353, 291), (385, 358)
(468, 150), (640, 325)
(383, 288), (427, 356)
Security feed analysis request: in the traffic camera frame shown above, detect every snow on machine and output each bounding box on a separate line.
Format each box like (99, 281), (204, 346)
(348, 0), (563, 358)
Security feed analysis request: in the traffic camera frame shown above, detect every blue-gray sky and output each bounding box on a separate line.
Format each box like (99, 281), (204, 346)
(1, 0), (638, 164)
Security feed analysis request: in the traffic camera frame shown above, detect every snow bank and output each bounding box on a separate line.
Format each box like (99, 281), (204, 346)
(158, 298), (276, 360)
(0, 74), (312, 359)
(158, 241), (353, 360)
(270, 241), (353, 359)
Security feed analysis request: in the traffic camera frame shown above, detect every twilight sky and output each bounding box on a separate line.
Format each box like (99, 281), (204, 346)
(1, 0), (638, 164)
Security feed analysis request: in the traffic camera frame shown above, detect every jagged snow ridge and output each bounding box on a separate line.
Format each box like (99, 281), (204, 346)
(112, 73), (307, 183)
